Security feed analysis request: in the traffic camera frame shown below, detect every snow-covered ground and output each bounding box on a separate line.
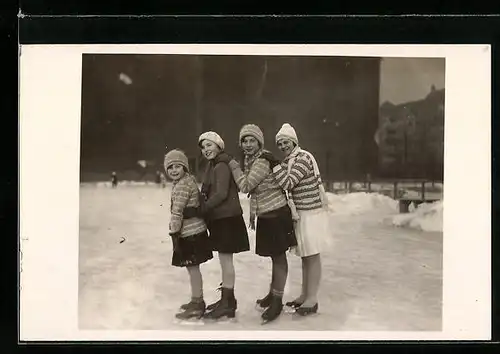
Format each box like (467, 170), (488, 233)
(79, 182), (443, 331)
(391, 201), (443, 233)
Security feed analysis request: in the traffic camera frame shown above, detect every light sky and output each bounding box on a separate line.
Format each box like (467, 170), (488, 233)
(379, 57), (445, 105)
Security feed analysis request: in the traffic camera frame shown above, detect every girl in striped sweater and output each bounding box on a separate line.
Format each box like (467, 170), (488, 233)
(261, 123), (330, 317)
(227, 124), (297, 323)
(164, 149), (213, 320)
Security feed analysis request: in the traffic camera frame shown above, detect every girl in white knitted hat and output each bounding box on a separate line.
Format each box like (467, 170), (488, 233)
(227, 124), (297, 324)
(164, 149), (213, 320)
(192, 131), (250, 320)
(261, 123), (330, 316)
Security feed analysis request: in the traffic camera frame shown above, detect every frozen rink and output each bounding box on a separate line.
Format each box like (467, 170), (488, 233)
(78, 183), (443, 331)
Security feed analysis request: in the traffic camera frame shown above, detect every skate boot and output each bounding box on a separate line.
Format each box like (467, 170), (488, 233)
(206, 282), (223, 311)
(175, 300), (206, 320)
(285, 299), (304, 309)
(295, 303), (319, 316)
(206, 283), (238, 312)
(261, 295), (283, 324)
(180, 300), (196, 311)
(255, 291), (273, 309)
(203, 288), (237, 320)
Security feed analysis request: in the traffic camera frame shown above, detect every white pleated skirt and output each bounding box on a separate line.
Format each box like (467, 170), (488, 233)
(289, 207), (333, 257)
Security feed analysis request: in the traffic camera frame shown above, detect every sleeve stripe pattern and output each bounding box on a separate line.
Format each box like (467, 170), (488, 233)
(170, 176), (207, 238)
(271, 153), (323, 211)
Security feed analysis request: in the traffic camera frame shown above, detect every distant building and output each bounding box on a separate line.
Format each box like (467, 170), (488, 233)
(377, 86), (445, 180)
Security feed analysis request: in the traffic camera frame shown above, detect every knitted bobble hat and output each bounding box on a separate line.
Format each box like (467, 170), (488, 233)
(275, 123), (298, 145)
(198, 131), (225, 150)
(164, 149), (189, 172)
(239, 124), (264, 147)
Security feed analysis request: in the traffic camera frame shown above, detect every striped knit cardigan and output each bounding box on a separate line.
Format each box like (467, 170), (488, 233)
(271, 150), (323, 211)
(169, 174), (207, 238)
(230, 150), (288, 217)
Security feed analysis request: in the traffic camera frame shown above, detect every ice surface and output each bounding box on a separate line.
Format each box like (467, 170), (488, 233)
(79, 183), (443, 331)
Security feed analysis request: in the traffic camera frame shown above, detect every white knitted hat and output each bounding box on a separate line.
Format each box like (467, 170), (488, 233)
(275, 123), (298, 145)
(239, 124), (264, 147)
(198, 131), (225, 150)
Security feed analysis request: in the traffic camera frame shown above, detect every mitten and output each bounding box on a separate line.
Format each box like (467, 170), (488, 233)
(169, 230), (181, 238)
(228, 159), (240, 171)
(260, 151), (281, 168)
(216, 152), (233, 164)
(249, 214), (256, 230)
(183, 206), (200, 219)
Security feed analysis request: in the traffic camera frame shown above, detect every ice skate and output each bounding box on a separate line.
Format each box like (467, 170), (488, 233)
(255, 291), (272, 311)
(203, 288), (237, 322)
(179, 300), (196, 311)
(206, 282), (223, 311)
(294, 303), (319, 317)
(283, 298), (304, 314)
(261, 295), (283, 325)
(174, 300), (206, 321)
(285, 299), (304, 309)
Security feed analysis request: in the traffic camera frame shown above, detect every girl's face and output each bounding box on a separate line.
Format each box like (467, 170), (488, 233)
(200, 140), (221, 160)
(241, 135), (260, 156)
(166, 163), (185, 181)
(277, 138), (295, 157)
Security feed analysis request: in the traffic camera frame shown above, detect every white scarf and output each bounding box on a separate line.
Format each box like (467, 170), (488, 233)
(284, 146), (330, 220)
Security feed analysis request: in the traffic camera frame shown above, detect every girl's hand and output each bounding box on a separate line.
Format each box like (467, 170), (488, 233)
(217, 152), (233, 164)
(260, 151), (281, 168)
(249, 214), (256, 230)
(228, 159), (240, 171)
(169, 231), (181, 238)
(183, 207), (200, 218)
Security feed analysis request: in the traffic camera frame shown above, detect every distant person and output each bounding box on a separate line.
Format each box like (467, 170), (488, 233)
(227, 124), (297, 324)
(160, 172), (167, 188)
(261, 123), (330, 316)
(164, 149), (213, 320)
(185, 131), (250, 321)
(155, 170), (162, 185)
(111, 172), (118, 188)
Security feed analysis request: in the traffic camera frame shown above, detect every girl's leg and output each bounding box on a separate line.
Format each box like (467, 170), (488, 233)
(218, 252), (235, 288)
(186, 265), (203, 301)
(206, 251), (233, 312)
(176, 265), (205, 319)
(261, 253), (288, 322)
(301, 253), (322, 307)
(258, 254), (288, 307)
(288, 258), (308, 304)
(204, 253), (237, 319)
(271, 253), (288, 296)
(256, 263), (273, 306)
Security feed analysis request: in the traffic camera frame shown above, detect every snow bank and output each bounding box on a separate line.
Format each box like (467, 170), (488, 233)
(327, 192), (399, 216)
(80, 183), (442, 229)
(391, 200), (443, 233)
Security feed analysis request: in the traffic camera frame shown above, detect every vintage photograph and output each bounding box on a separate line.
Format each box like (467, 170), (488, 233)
(77, 53), (445, 331)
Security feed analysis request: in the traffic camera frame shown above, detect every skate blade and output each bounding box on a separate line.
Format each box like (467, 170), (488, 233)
(283, 307), (297, 314)
(290, 311), (319, 319)
(173, 318), (205, 326)
(261, 317), (279, 325)
(203, 316), (238, 324)
(254, 304), (267, 312)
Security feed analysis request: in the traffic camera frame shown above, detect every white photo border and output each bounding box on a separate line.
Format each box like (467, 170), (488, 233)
(19, 44), (491, 341)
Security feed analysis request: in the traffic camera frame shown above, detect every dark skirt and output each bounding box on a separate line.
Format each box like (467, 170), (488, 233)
(207, 215), (250, 254)
(171, 230), (213, 267)
(256, 205), (297, 257)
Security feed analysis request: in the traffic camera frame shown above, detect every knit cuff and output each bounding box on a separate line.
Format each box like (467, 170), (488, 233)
(272, 165), (282, 174)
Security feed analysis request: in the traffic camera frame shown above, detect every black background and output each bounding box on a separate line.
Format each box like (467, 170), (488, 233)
(10, 3), (499, 350)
